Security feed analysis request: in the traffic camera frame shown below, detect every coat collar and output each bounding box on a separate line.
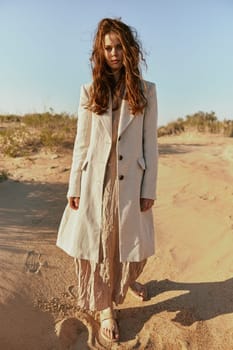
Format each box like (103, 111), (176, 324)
(99, 96), (135, 140)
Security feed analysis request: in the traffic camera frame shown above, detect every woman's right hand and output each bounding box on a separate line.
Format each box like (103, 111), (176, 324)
(68, 197), (80, 210)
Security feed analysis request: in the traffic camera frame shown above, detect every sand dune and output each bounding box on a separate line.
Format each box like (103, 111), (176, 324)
(0, 132), (232, 349)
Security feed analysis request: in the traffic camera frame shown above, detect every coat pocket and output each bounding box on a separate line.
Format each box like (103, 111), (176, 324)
(137, 157), (146, 170)
(81, 158), (88, 171)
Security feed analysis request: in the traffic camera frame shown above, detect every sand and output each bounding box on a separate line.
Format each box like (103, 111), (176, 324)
(0, 132), (233, 349)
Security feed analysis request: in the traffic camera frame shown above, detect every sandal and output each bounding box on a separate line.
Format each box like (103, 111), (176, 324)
(99, 307), (119, 343)
(129, 281), (148, 301)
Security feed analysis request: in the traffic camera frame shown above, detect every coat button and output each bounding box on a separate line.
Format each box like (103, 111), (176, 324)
(119, 175), (124, 180)
(119, 155), (123, 160)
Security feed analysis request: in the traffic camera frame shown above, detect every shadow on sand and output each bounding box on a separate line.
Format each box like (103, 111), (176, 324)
(0, 293), (60, 349)
(1, 179), (232, 347)
(0, 179), (67, 248)
(119, 278), (233, 342)
(159, 143), (207, 155)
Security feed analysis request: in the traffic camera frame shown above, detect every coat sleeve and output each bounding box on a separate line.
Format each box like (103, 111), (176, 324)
(67, 84), (92, 198)
(141, 82), (159, 200)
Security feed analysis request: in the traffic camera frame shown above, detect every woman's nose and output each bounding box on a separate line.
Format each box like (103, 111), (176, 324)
(111, 47), (117, 56)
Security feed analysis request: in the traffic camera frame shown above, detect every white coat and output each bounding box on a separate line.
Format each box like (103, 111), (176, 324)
(57, 80), (158, 262)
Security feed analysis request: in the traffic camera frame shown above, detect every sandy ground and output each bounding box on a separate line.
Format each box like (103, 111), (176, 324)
(0, 132), (233, 349)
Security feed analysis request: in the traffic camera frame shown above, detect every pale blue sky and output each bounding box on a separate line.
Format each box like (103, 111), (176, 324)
(0, 0), (232, 125)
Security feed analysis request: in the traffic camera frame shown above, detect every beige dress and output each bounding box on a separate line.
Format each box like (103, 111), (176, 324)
(74, 106), (146, 311)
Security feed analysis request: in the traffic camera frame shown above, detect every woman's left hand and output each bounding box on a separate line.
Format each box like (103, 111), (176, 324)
(140, 198), (154, 212)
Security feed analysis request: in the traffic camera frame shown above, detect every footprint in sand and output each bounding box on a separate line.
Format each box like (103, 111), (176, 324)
(61, 285), (79, 300)
(199, 192), (216, 201)
(55, 315), (101, 350)
(55, 318), (89, 349)
(177, 339), (191, 350)
(24, 250), (47, 274)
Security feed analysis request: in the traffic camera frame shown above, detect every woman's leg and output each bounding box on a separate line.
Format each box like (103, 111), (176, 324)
(129, 281), (148, 301)
(99, 304), (119, 342)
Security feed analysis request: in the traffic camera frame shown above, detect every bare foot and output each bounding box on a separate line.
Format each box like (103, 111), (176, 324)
(100, 307), (119, 342)
(129, 281), (148, 301)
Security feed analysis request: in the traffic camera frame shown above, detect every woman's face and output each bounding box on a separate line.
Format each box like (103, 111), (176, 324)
(103, 32), (123, 73)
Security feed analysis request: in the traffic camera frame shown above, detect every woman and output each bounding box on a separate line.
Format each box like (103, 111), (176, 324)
(57, 18), (158, 343)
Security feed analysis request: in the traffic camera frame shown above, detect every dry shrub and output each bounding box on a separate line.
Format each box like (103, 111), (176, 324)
(223, 120), (233, 137)
(158, 121), (185, 137)
(0, 115), (21, 123)
(0, 127), (41, 157)
(158, 112), (233, 138)
(0, 112), (77, 157)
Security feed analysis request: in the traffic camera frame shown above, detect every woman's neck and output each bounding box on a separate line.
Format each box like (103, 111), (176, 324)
(112, 70), (120, 82)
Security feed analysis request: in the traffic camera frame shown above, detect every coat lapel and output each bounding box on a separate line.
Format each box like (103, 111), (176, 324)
(118, 98), (135, 137)
(99, 96), (135, 140)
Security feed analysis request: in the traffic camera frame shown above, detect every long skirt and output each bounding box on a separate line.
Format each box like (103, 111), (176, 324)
(74, 108), (146, 311)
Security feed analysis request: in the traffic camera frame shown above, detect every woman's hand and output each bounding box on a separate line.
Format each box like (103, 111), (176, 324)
(140, 198), (154, 212)
(69, 197), (80, 210)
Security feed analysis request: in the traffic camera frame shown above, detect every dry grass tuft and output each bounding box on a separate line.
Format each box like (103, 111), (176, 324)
(0, 112), (77, 157)
(1, 110), (232, 157)
(158, 111), (233, 137)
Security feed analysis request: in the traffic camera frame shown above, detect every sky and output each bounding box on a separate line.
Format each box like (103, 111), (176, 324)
(0, 0), (233, 126)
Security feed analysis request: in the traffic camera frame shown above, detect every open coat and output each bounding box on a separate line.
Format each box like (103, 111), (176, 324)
(57, 80), (158, 263)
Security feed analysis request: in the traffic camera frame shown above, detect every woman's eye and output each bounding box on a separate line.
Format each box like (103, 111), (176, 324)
(105, 47), (112, 52)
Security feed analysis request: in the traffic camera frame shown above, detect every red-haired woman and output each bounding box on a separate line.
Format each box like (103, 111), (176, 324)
(57, 18), (158, 343)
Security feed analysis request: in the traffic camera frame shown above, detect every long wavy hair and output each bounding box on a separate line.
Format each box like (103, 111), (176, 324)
(87, 18), (147, 115)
